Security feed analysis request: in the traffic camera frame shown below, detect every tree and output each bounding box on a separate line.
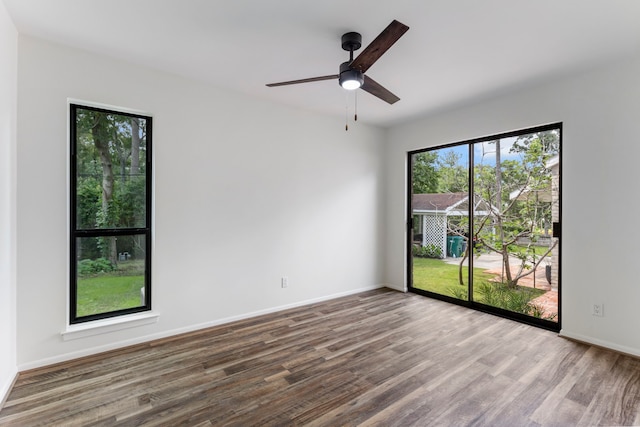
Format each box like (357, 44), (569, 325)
(412, 151), (439, 194)
(76, 110), (147, 265)
(90, 113), (118, 265)
(437, 150), (468, 193)
(131, 118), (141, 176)
(473, 131), (559, 287)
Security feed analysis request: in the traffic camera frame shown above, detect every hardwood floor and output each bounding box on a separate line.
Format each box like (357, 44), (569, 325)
(2, 288), (640, 426)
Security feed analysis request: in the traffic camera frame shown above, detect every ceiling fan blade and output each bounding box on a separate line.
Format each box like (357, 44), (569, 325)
(361, 75), (400, 104)
(266, 75), (338, 87)
(350, 20), (409, 73)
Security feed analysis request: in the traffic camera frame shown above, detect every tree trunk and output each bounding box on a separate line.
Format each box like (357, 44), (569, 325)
(494, 139), (513, 286)
(131, 118), (140, 176)
(458, 239), (469, 286)
(92, 115), (118, 265)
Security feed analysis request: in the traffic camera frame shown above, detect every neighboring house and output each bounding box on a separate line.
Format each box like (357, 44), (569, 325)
(412, 192), (490, 258)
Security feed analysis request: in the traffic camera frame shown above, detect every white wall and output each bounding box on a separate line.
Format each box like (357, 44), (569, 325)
(385, 54), (640, 356)
(16, 35), (386, 368)
(0, 0), (18, 404)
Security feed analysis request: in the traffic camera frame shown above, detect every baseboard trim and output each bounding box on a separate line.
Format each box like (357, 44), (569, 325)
(559, 329), (640, 359)
(0, 368), (18, 411)
(18, 284), (385, 372)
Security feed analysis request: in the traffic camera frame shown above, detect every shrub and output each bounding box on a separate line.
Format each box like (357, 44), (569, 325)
(447, 285), (468, 300)
(448, 281), (556, 320)
(78, 258), (116, 276)
(412, 244), (443, 259)
(476, 281), (542, 317)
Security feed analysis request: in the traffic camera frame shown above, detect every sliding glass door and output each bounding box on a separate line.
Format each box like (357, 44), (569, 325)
(408, 124), (561, 330)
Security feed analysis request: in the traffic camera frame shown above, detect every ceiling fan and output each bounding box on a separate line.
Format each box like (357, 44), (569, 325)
(266, 20), (409, 105)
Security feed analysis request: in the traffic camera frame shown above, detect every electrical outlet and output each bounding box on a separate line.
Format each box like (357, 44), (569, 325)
(592, 303), (604, 317)
(281, 277), (288, 288)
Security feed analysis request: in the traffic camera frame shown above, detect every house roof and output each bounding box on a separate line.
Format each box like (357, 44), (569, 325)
(412, 193), (468, 212)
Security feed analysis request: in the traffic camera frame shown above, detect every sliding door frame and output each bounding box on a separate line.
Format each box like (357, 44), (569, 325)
(407, 123), (562, 332)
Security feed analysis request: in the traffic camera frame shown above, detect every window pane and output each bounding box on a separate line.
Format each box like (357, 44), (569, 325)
(471, 130), (560, 322)
(75, 236), (147, 318)
(75, 109), (147, 229)
(410, 146), (470, 301)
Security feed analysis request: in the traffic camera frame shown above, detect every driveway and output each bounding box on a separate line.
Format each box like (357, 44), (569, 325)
(442, 252), (514, 269)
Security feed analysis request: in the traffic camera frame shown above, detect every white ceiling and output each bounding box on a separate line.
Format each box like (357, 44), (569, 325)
(4, 0), (640, 127)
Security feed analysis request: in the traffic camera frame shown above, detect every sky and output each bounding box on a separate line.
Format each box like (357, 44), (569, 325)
(438, 136), (521, 167)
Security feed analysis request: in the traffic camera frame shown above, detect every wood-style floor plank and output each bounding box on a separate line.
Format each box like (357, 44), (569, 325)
(1, 288), (640, 426)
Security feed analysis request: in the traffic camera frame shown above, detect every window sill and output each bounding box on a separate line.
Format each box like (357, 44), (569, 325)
(61, 312), (159, 341)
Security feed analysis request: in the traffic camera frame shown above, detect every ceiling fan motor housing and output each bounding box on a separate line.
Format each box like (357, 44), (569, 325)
(341, 32), (362, 52)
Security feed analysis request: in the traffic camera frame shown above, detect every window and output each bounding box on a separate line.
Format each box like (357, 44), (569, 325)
(70, 104), (152, 323)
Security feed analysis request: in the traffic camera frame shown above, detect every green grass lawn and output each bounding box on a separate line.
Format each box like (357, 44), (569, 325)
(77, 274), (144, 317)
(412, 257), (545, 314)
(412, 257), (492, 299)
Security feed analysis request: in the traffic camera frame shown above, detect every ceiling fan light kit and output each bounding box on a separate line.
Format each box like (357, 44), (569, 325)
(339, 62), (364, 90)
(266, 19), (409, 106)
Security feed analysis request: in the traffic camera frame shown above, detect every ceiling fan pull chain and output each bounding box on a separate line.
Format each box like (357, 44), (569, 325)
(345, 110), (349, 131)
(354, 90), (358, 122)
(345, 92), (349, 131)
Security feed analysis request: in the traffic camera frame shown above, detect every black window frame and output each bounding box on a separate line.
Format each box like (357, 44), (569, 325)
(70, 103), (152, 324)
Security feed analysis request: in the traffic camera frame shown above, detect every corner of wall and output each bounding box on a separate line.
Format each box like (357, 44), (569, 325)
(0, 0), (18, 407)
(0, 370), (18, 411)
(384, 284), (407, 293)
